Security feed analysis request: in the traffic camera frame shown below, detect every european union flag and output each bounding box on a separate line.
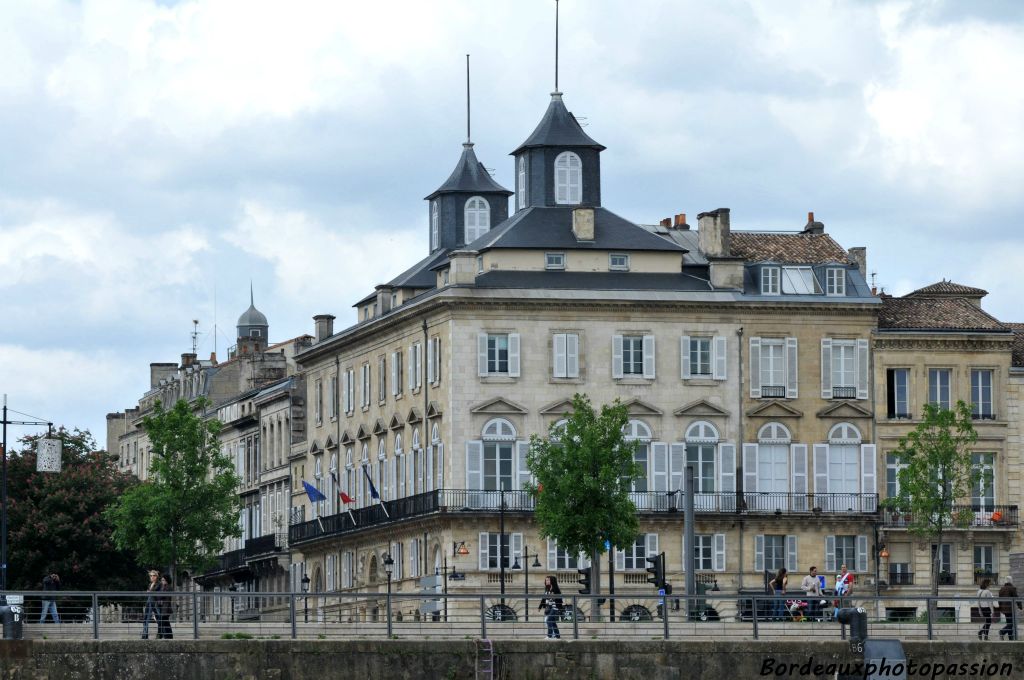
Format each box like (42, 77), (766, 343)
(302, 480), (327, 503)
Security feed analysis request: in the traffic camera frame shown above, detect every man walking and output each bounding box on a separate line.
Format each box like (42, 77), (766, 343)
(999, 575), (1021, 640)
(39, 573), (60, 624)
(801, 566), (823, 620)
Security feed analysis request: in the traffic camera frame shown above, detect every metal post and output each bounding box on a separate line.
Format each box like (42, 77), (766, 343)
(1, 396), (7, 592)
(386, 571), (393, 638)
(608, 548), (615, 621)
(926, 596), (934, 640)
(192, 592), (199, 639)
(684, 465), (696, 613)
(442, 556), (449, 622)
(663, 591), (669, 640)
(523, 547), (529, 623)
(479, 595), (487, 639)
(290, 594), (297, 639)
(572, 595), (579, 640)
(751, 594), (759, 639)
(92, 593), (99, 639)
(499, 486), (506, 610)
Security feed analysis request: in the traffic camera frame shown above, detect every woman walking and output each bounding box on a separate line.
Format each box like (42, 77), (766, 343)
(156, 574), (174, 639)
(769, 568), (788, 621)
(538, 576), (563, 640)
(141, 570), (160, 639)
(978, 578), (995, 640)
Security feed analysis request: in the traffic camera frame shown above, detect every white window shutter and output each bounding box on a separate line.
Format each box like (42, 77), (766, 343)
(791, 444), (808, 511)
(642, 334), (656, 379)
(612, 335), (624, 379)
(742, 443), (758, 493)
(681, 336), (691, 379)
(669, 443), (685, 492)
(425, 445), (433, 493)
(713, 336), (727, 380)
(553, 334), (567, 378)
(785, 535), (798, 572)
(436, 442), (444, 491)
(614, 548), (625, 572)
(508, 333), (521, 377)
(511, 533), (523, 569)
(391, 352), (398, 396)
(516, 440), (531, 490)
(785, 337), (799, 399)
(479, 532), (489, 571)
(646, 533), (659, 558)
(754, 535), (765, 572)
(856, 535), (868, 573)
(547, 539), (557, 570)
(410, 345), (418, 388)
(825, 536), (836, 573)
(749, 337), (761, 398)
(719, 442), (736, 494)
(427, 339), (434, 384)
(821, 338), (833, 399)
(861, 444), (877, 512)
(342, 370), (349, 413)
(415, 344), (422, 388)
(566, 333), (579, 378)
(813, 444), (829, 496)
(390, 456), (397, 500)
(651, 442), (668, 492)
(466, 441), (483, 491)
(856, 338), (869, 400)
(713, 534), (726, 572)
(681, 532), (687, 573)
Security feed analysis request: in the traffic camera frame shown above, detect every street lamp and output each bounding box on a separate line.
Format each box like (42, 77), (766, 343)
(301, 574), (310, 624)
(383, 554), (394, 637)
(499, 486), (507, 612)
(228, 584), (237, 623)
(512, 546), (542, 622)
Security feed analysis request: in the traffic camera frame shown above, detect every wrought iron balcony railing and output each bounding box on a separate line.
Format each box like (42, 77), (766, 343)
(888, 571), (914, 586)
(221, 548), (247, 572)
(883, 505), (1018, 528)
(761, 385), (786, 398)
(245, 532), (286, 558)
(832, 386), (857, 399)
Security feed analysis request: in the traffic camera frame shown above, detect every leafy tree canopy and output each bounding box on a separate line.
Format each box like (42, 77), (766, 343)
(106, 398), (241, 582)
(526, 394), (640, 560)
(7, 427), (143, 590)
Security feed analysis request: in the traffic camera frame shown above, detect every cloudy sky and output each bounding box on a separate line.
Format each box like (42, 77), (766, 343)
(1, 0), (1022, 445)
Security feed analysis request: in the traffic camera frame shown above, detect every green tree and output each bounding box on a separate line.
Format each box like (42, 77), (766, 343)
(107, 398), (241, 584)
(885, 401), (980, 598)
(7, 427), (143, 590)
(526, 394), (640, 602)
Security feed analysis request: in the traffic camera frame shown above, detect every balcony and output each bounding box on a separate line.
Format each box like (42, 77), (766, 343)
(221, 548), (247, 572)
(832, 386), (857, 399)
(244, 532), (285, 558)
(938, 572), (956, 586)
(975, 571), (998, 586)
(883, 505), (1018, 528)
(761, 385), (786, 398)
(888, 571), (914, 586)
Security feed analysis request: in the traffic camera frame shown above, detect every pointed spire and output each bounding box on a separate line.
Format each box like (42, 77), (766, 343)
(466, 54), (472, 144)
(249, 281), (254, 306)
(554, 0), (560, 94)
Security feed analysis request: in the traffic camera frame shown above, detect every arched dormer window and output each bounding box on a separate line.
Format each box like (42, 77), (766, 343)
(828, 422), (862, 444)
(757, 422), (791, 444)
(431, 201), (439, 250)
(482, 418), (517, 441)
(554, 151), (582, 205)
(517, 156), (527, 209)
(685, 421), (720, 443)
(464, 196), (490, 243)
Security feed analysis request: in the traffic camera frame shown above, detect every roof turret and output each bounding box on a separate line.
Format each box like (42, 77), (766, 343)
(425, 143), (512, 200)
(511, 92), (605, 155)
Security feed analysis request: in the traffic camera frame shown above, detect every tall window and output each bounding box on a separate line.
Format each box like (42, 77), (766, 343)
(517, 155), (527, 209)
(928, 369), (951, 409)
(760, 339), (785, 390)
(554, 151), (582, 204)
(483, 438), (514, 491)
(834, 535), (857, 570)
(487, 334), (509, 374)
(685, 421), (719, 494)
(622, 335), (644, 375)
(826, 268), (846, 296)
(831, 340), (856, 389)
(886, 368), (910, 419)
(828, 423), (861, 496)
(464, 196), (490, 243)
(689, 337), (712, 376)
(972, 453), (995, 509)
(692, 535), (714, 571)
(377, 356), (386, 403)
(972, 369), (993, 419)
(431, 201), (439, 250)
(314, 379), (323, 425)
(885, 453), (906, 499)
(329, 376), (338, 419)
(624, 420), (651, 492)
(623, 535), (653, 570)
(762, 534), (786, 572)
(931, 543), (953, 576)
(974, 545), (994, 575)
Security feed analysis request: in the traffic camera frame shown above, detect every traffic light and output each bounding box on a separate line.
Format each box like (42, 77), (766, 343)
(577, 567), (592, 594)
(645, 553), (665, 589)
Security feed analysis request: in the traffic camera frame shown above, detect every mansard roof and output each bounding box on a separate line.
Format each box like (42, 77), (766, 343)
(730, 231), (850, 265)
(511, 93), (605, 154)
(878, 295), (1008, 332)
(424, 143), (512, 200)
(473, 270), (712, 292)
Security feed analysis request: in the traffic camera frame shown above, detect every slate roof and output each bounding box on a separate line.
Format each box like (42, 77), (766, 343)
(473, 270), (712, 292)
(878, 295), (1008, 332)
(424, 143), (512, 200)
(906, 280), (988, 298)
(470, 207), (687, 253)
(1007, 323), (1024, 367)
(730, 231), (851, 264)
(637, 225), (709, 265)
(511, 93), (605, 154)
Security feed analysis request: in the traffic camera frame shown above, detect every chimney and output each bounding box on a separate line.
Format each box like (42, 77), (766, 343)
(149, 363), (177, 389)
(659, 217), (671, 228)
(448, 249), (479, 284)
(697, 208), (731, 257)
(803, 211), (825, 234)
(847, 247), (867, 278)
(572, 208), (595, 241)
(673, 213), (689, 230)
(313, 314), (336, 343)
(180, 353), (197, 368)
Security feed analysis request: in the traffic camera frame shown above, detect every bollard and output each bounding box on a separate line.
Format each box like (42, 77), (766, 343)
(836, 607), (868, 653)
(0, 604), (24, 641)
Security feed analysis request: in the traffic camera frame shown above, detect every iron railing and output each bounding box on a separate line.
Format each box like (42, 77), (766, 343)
(761, 385), (786, 398)
(244, 533), (285, 558)
(221, 548), (247, 572)
(888, 571), (914, 586)
(832, 386), (857, 399)
(883, 505), (1018, 528)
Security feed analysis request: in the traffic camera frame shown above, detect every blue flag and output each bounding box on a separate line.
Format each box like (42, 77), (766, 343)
(302, 480), (327, 503)
(362, 466), (380, 500)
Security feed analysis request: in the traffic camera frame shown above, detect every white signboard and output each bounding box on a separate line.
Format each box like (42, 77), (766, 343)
(36, 438), (62, 473)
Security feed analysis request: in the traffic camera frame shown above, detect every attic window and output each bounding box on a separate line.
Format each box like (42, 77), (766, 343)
(826, 268), (846, 296)
(761, 266), (780, 295)
(545, 253), (566, 270)
(391, 293), (398, 308)
(442, 269), (450, 285)
(464, 196), (490, 243)
(517, 156), (527, 210)
(554, 152), (582, 205)
(781, 267), (821, 295)
(609, 253), (630, 271)
(250, 329), (261, 338)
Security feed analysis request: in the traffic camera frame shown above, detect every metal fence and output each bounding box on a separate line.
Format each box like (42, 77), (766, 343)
(7, 590), (1024, 642)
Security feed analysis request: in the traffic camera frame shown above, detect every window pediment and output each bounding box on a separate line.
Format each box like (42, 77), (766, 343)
(817, 401), (872, 419)
(745, 400), (803, 419)
(672, 399), (729, 418)
(388, 413), (405, 430)
(621, 398), (663, 416)
(469, 397), (528, 415)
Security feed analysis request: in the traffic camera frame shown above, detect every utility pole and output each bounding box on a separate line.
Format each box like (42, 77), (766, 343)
(684, 465), (696, 615)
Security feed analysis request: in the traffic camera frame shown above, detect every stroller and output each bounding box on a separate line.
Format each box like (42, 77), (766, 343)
(785, 599), (809, 621)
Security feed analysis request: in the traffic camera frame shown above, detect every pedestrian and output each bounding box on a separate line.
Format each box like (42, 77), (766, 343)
(978, 578), (995, 640)
(999, 576), (1020, 641)
(769, 568), (788, 620)
(157, 574), (174, 639)
(538, 575), (562, 640)
(39, 572), (60, 624)
(141, 569), (160, 639)
(801, 566), (823, 620)
(833, 564), (854, 618)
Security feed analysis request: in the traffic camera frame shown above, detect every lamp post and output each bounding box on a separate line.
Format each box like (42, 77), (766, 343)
(301, 574), (310, 624)
(499, 486), (507, 615)
(383, 553), (394, 637)
(443, 541), (470, 622)
(228, 584), (237, 623)
(512, 546), (542, 622)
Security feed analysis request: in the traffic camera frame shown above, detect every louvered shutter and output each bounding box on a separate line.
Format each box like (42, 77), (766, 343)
(390, 456), (397, 501)
(466, 441), (483, 498)
(427, 338), (434, 384)
(436, 442), (444, 491)
(566, 333), (579, 378)
(479, 532), (489, 570)
(547, 539), (558, 571)
(415, 343), (422, 388)
(813, 444), (829, 495)
(615, 548), (626, 572)
(719, 442), (736, 511)
(821, 338), (833, 399)
(612, 335), (624, 378)
(516, 441), (531, 490)
(713, 336), (727, 380)
(743, 443), (758, 493)
(651, 442), (668, 492)
(411, 345), (418, 388)
(391, 352), (398, 396)
(856, 338), (869, 400)
(785, 535), (798, 572)
(554, 334), (567, 378)
(681, 336), (691, 379)
(477, 333), (488, 377)
(646, 533), (659, 558)
(825, 536), (836, 573)
(791, 444), (808, 511)
(750, 337), (761, 398)
(856, 535), (868, 573)
(755, 535), (765, 572)
(669, 443), (685, 492)
(425, 445), (433, 493)
(511, 533), (523, 570)
(785, 337), (798, 399)
(508, 333), (521, 377)
(642, 334), (656, 379)
(342, 370), (350, 414)
(861, 444), (877, 512)
(713, 534), (726, 572)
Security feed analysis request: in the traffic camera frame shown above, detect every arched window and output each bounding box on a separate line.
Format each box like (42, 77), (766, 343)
(554, 151), (582, 205)
(827, 423), (861, 498)
(757, 422), (791, 444)
(685, 421), (719, 495)
(314, 456), (324, 516)
(395, 434), (405, 497)
(431, 424), (440, 444)
(517, 156), (527, 209)
(431, 201), (439, 250)
(623, 419), (651, 492)
(464, 196), (490, 243)
(756, 423), (790, 508)
(377, 439), (388, 500)
(623, 419), (652, 441)
(482, 418), (517, 441)
(411, 429), (422, 495)
(829, 423), (862, 444)
(378, 439), (386, 460)
(344, 447), (354, 502)
(328, 453), (337, 514)
(685, 421), (720, 443)
(550, 418), (568, 441)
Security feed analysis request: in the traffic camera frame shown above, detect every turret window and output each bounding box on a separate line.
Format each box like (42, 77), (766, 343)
(431, 201), (439, 250)
(517, 156), (527, 209)
(554, 152), (582, 205)
(464, 196), (490, 243)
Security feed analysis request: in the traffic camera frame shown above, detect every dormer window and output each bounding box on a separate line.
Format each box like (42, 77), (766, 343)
(391, 292), (398, 308)
(554, 151), (582, 205)
(781, 266), (822, 294)
(464, 196), (490, 243)
(431, 201), (439, 250)
(476, 256), (484, 274)
(250, 329), (261, 338)
(826, 268), (846, 296)
(609, 253), (630, 271)
(517, 156), (527, 209)
(761, 266), (780, 295)
(545, 253), (566, 270)
(442, 269), (450, 285)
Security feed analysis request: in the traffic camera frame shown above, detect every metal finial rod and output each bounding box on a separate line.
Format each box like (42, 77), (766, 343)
(466, 54), (471, 143)
(555, 0), (559, 92)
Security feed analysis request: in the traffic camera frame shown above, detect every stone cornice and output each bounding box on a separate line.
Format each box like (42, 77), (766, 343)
(873, 335), (1013, 353)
